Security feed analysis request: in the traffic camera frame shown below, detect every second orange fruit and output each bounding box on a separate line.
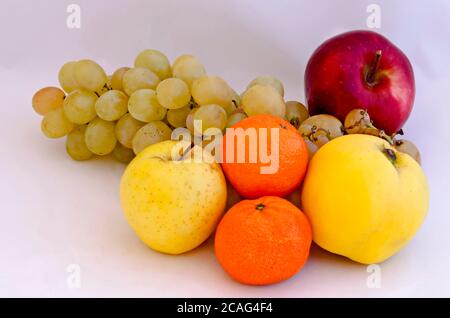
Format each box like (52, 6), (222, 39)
(215, 196), (312, 285)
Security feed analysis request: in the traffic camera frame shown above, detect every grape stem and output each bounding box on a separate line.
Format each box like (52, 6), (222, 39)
(231, 107), (246, 116)
(189, 98), (198, 109)
(345, 110), (375, 132)
(379, 130), (394, 145)
(309, 126), (331, 141)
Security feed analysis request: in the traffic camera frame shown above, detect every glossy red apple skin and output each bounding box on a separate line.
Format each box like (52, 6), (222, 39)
(305, 30), (415, 135)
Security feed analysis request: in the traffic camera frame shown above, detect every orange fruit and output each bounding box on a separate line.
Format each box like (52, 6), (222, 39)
(215, 196), (312, 285)
(221, 114), (308, 199)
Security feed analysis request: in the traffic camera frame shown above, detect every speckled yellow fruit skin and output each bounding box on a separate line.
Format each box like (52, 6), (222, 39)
(120, 140), (227, 255)
(301, 134), (429, 264)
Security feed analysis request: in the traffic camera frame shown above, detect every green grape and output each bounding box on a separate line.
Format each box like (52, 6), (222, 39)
(156, 78), (191, 109)
(115, 113), (145, 148)
(85, 118), (117, 155)
(193, 104), (227, 132)
(299, 114), (344, 147)
(344, 109), (374, 134)
(32, 87), (65, 116)
(201, 136), (221, 158)
(41, 107), (74, 138)
(247, 76), (284, 97)
(111, 67), (130, 91)
(122, 67), (160, 96)
(106, 75), (112, 89)
(98, 86), (109, 96)
(58, 61), (79, 93)
(223, 100), (237, 116)
(191, 75), (233, 108)
(285, 101), (309, 129)
(162, 115), (172, 128)
(128, 89), (167, 122)
(394, 139), (421, 164)
(66, 125), (93, 161)
(242, 84), (286, 118)
(226, 112), (247, 128)
(74, 59), (107, 93)
(63, 89), (98, 124)
(95, 90), (128, 121)
(113, 143), (135, 163)
(172, 55), (206, 87)
(132, 121), (172, 154)
(135, 49), (172, 80)
(311, 134), (329, 147)
(97, 75), (112, 96)
(304, 138), (319, 159)
(167, 105), (191, 128)
(186, 107), (198, 133)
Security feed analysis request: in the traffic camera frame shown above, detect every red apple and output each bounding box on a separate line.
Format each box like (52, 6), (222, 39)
(305, 30), (415, 135)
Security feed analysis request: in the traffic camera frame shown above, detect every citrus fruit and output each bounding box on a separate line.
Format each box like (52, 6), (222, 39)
(215, 196), (312, 285)
(221, 114), (308, 198)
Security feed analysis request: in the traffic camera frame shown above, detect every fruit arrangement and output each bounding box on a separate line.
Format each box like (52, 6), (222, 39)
(33, 30), (429, 285)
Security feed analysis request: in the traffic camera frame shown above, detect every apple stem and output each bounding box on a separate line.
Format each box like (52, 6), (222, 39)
(177, 143), (194, 161)
(383, 148), (397, 166)
(366, 50), (383, 86)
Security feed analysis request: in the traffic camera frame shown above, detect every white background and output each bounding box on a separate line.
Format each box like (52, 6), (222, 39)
(1, 0), (449, 297)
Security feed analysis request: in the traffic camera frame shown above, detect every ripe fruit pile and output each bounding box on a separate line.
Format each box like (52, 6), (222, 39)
(33, 30), (429, 286)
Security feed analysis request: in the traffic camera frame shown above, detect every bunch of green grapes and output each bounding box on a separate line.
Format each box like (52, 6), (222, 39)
(34, 59), (136, 163)
(32, 50), (251, 165)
